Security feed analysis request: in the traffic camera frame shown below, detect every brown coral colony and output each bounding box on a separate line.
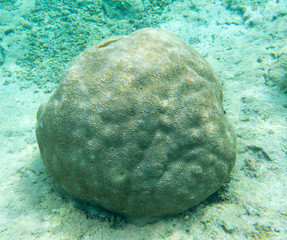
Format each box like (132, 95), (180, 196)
(35, 28), (237, 226)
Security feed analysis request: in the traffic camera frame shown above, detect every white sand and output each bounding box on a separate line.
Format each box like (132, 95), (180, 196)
(0, 0), (286, 239)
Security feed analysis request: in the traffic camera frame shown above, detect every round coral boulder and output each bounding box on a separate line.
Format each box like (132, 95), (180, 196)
(36, 28), (237, 226)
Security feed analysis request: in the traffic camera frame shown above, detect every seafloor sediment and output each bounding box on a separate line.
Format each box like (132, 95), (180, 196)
(0, 0), (286, 239)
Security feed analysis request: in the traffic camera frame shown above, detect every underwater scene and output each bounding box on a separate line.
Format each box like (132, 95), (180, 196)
(0, 0), (286, 239)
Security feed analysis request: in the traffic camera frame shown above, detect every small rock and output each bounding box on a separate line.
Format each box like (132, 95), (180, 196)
(219, 220), (236, 234)
(245, 158), (256, 171)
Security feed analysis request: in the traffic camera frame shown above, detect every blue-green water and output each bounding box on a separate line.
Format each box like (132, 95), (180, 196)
(0, 0), (286, 239)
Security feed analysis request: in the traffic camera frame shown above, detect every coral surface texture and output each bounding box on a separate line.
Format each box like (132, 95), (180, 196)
(35, 28), (237, 226)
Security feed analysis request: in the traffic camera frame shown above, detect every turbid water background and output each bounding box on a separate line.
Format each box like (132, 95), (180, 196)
(0, 0), (286, 239)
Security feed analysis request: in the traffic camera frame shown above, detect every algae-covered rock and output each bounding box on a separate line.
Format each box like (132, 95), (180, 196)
(266, 54), (287, 93)
(102, 0), (145, 18)
(0, 46), (5, 66)
(36, 28), (237, 226)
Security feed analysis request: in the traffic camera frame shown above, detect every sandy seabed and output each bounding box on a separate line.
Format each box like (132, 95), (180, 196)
(0, 0), (286, 239)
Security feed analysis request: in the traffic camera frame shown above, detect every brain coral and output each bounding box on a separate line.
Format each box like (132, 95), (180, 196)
(36, 28), (237, 226)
